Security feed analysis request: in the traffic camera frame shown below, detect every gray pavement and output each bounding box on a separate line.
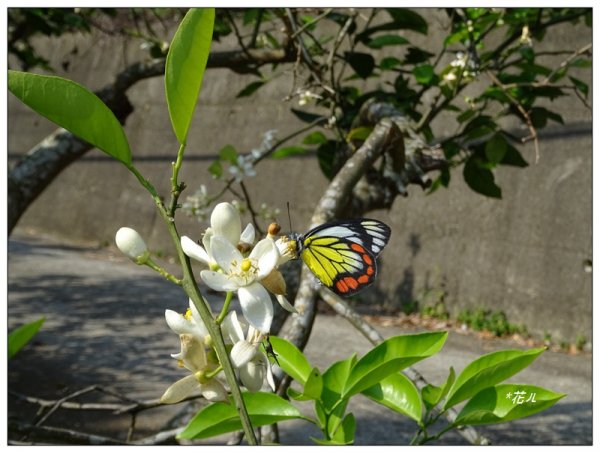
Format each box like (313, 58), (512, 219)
(7, 233), (592, 445)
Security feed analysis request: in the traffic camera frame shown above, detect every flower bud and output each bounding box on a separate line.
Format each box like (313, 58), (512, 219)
(115, 227), (149, 262)
(211, 202), (241, 246)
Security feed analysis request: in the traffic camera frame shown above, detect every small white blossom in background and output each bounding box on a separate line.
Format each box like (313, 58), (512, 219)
(181, 184), (211, 222)
(298, 90), (322, 106)
(115, 227), (149, 262)
(228, 129), (278, 183)
(520, 25), (532, 47)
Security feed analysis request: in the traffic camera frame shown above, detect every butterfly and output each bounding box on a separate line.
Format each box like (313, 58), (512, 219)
(288, 218), (391, 297)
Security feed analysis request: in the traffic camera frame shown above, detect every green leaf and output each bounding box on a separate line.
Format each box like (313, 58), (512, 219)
(362, 372), (422, 422)
(8, 71), (131, 165)
(413, 64), (435, 85)
(317, 140), (338, 180)
(343, 332), (447, 398)
(302, 131), (328, 145)
(385, 9), (428, 34)
(165, 8), (215, 145)
(345, 51), (375, 79)
(463, 156), (502, 199)
(178, 392), (303, 439)
(236, 80), (265, 98)
(500, 143), (529, 167)
(367, 34), (409, 49)
(322, 355), (357, 410)
(271, 146), (308, 159)
(346, 126), (373, 142)
(287, 367), (323, 401)
(269, 336), (313, 385)
(569, 76), (589, 98)
(485, 133), (508, 164)
(444, 347), (546, 410)
(422, 367), (455, 410)
(379, 57), (402, 70)
(219, 144), (238, 164)
(8, 317), (45, 359)
(207, 159), (223, 178)
(454, 384), (565, 426)
(290, 108), (327, 124)
(331, 412), (356, 445)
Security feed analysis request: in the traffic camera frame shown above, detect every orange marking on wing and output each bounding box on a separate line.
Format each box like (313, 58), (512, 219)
(351, 243), (366, 253)
(357, 274), (370, 284)
(336, 280), (349, 293)
(366, 266), (374, 276)
(344, 276), (359, 290)
(363, 254), (373, 265)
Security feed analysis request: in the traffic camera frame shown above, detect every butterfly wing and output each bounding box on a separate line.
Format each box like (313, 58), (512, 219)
(298, 219), (391, 297)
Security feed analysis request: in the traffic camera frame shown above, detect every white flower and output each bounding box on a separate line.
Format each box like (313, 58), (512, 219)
(181, 202), (255, 268)
(115, 227), (149, 262)
(161, 301), (226, 404)
(201, 236), (277, 334)
(222, 311), (275, 392)
(160, 333), (227, 404)
(229, 155), (257, 182)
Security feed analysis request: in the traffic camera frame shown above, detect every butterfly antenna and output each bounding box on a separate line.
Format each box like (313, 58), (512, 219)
(286, 201), (293, 234)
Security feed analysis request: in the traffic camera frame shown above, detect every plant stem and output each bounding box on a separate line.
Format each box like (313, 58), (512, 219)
(216, 292), (234, 324)
(127, 163), (258, 445)
(143, 257), (182, 285)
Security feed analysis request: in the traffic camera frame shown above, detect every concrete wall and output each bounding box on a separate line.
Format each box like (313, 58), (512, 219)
(8, 9), (592, 345)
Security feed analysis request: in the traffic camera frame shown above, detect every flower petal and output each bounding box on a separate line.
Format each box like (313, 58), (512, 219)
(188, 298), (211, 335)
(211, 202), (241, 246)
(200, 270), (239, 292)
(231, 340), (257, 368)
(181, 236), (210, 264)
(250, 238), (278, 280)
(165, 309), (191, 335)
(210, 235), (243, 273)
(239, 361), (264, 392)
(238, 284), (273, 334)
(276, 294), (298, 313)
(176, 334), (207, 372)
(160, 374), (200, 404)
(259, 350), (276, 391)
(221, 311), (245, 344)
(200, 378), (228, 402)
(240, 223), (256, 245)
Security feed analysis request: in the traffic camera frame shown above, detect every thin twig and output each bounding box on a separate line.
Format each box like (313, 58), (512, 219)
(486, 70), (540, 163)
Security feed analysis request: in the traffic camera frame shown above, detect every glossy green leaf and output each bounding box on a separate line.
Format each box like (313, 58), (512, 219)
(165, 8), (215, 145)
(286, 367), (323, 401)
(343, 332), (447, 398)
(178, 392), (303, 439)
(290, 108), (327, 124)
(8, 71), (131, 165)
(422, 367), (455, 410)
(463, 156), (502, 199)
(331, 412), (356, 445)
(444, 347), (545, 410)
(485, 133), (508, 164)
(269, 336), (313, 385)
(322, 355), (357, 410)
(380, 57), (402, 70)
(363, 372), (422, 422)
(367, 34), (409, 48)
(454, 384), (565, 426)
(8, 317), (45, 359)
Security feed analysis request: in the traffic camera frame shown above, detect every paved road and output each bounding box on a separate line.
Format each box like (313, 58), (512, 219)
(7, 233), (592, 445)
